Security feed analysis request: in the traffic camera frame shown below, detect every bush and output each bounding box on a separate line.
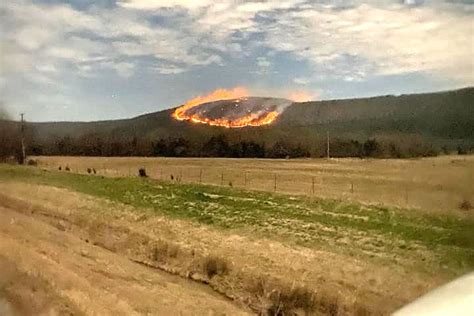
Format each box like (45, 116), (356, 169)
(150, 240), (179, 262)
(457, 145), (468, 155)
(459, 199), (472, 211)
(65, 166), (70, 171)
(27, 159), (37, 166)
(202, 255), (229, 278)
(87, 168), (92, 174)
(248, 277), (317, 315)
(138, 168), (147, 177)
(268, 286), (317, 316)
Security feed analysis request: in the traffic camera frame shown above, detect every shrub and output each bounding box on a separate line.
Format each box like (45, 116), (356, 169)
(87, 168), (92, 174)
(138, 168), (147, 177)
(202, 255), (229, 278)
(150, 240), (179, 262)
(459, 199), (472, 211)
(65, 166), (70, 171)
(248, 277), (317, 315)
(268, 286), (317, 316)
(27, 159), (38, 166)
(58, 166), (62, 171)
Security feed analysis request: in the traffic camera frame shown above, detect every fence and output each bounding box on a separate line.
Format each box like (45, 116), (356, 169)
(38, 161), (425, 211)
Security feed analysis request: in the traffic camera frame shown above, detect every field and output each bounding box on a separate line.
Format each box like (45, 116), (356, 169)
(35, 155), (474, 213)
(0, 157), (473, 315)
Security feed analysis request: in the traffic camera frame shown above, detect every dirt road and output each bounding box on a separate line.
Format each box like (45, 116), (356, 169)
(0, 205), (249, 315)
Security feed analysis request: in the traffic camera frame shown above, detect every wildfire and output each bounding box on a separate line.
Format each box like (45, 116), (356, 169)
(172, 87), (280, 128)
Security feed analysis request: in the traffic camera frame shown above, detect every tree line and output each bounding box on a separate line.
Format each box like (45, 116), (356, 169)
(22, 133), (474, 159)
(2, 121), (473, 162)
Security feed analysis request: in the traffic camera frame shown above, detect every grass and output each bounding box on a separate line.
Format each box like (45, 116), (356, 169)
(248, 276), (318, 315)
(150, 240), (179, 262)
(0, 164), (473, 273)
(34, 155), (474, 213)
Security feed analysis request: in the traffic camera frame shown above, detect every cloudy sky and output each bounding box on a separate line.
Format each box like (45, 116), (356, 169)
(0, 0), (473, 122)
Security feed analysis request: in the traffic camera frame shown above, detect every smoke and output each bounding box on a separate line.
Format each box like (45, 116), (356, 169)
(172, 86), (318, 128)
(174, 95), (291, 128)
(288, 90), (316, 102)
(184, 97), (291, 121)
(0, 101), (11, 120)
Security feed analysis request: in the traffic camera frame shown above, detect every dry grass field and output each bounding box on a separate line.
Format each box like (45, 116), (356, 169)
(1, 156), (473, 315)
(35, 155), (474, 213)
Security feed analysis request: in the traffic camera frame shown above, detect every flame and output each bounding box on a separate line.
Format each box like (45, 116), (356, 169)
(172, 87), (280, 128)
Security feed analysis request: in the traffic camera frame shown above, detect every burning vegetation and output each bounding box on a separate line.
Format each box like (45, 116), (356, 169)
(172, 88), (291, 128)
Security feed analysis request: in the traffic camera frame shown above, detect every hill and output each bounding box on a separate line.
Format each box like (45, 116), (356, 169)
(10, 87), (474, 158)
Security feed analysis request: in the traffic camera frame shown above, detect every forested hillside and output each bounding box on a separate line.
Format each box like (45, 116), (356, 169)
(2, 87), (473, 159)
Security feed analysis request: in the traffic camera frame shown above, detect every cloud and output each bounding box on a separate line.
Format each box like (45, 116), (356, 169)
(262, 2), (474, 84)
(102, 61), (135, 78)
(117, 0), (212, 10)
(293, 77), (310, 85)
(257, 57), (271, 68)
(0, 0), (472, 121)
(3, 0), (472, 86)
(0, 0), (224, 83)
(152, 64), (187, 75)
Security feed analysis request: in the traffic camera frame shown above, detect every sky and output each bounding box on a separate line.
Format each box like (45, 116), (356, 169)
(0, 0), (473, 122)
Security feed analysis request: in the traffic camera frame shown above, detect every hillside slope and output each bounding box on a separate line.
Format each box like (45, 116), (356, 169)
(23, 87), (474, 152)
(279, 87), (473, 140)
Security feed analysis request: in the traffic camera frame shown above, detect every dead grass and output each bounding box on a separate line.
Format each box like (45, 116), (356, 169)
(150, 240), (179, 262)
(0, 256), (81, 315)
(245, 276), (363, 316)
(0, 180), (462, 315)
(33, 155), (474, 213)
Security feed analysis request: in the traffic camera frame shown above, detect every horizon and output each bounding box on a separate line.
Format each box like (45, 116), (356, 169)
(4, 85), (469, 124)
(1, 0), (473, 122)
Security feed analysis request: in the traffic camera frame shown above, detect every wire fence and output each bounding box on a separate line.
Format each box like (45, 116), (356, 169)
(39, 161), (426, 211)
(35, 155), (472, 213)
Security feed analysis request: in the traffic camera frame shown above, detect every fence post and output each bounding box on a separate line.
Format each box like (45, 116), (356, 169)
(244, 171), (247, 188)
(312, 176), (315, 196)
(405, 188), (409, 206)
(351, 181), (354, 194)
(180, 168), (183, 183)
(199, 169), (203, 184)
(221, 171), (224, 186)
(274, 174), (277, 192)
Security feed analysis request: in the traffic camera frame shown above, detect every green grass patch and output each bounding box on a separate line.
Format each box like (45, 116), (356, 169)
(1, 164), (473, 272)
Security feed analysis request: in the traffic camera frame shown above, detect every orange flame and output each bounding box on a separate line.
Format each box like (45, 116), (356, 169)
(172, 87), (280, 128)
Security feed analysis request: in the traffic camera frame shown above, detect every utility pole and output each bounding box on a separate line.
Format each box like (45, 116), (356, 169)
(20, 113), (26, 164)
(326, 131), (330, 160)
